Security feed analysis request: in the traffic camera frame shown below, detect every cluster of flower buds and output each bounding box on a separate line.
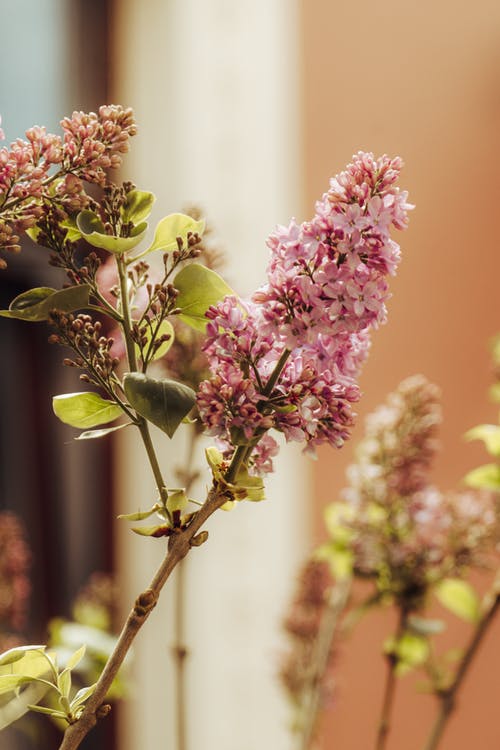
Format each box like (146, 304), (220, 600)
(48, 311), (120, 391)
(0, 106), (137, 266)
(197, 153), (413, 472)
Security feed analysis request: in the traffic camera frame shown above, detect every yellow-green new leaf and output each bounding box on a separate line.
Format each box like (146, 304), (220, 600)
(118, 504), (162, 522)
(58, 669), (72, 699)
(166, 489), (189, 514)
(0, 683), (48, 730)
(464, 463), (500, 491)
(465, 424), (500, 457)
(135, 319), (175, 363)
(0, 645), (46, 668)
(66, 645), (86, 671)
(0, 285), (91, 322)
(131, 524), (171, 537)
(77, 210), (148, 254)
(0, 675), (38, 695)
(120, 190), (155, 224)
(391, 633), (430, 675)
(174, 263), (234, 332)
(53, 392), (122, 429)
(70, 683), (97, 712)
(435, 578), (480, 623)
(142, 213), (205, 256)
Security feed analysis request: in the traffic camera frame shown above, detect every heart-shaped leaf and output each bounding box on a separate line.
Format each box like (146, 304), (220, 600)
(124, 373), (196, 438)
(120, 190), (156, 224)
(174, 263), (234, 332)
(53, 392), (122, 429)
(0, 285), (91, 321)
(141, 213), (205, 257)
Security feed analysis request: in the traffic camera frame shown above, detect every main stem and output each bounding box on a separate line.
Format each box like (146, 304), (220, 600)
(58, 486), (228, 750)
(422, 594), (500, 750)
(375, 608), (407, 750)
(173, 428), (199, 750)
(116, 255), (170, 510)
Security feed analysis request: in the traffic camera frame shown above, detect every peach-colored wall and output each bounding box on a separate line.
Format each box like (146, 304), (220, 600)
(303, 1), (500, 748)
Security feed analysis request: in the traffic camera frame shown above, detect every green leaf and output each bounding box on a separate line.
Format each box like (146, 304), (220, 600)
(0, 648), (53, 687)
(53, 392), (123, 429)
(60, 217), (82, 243)
(75, 422), (132, 440)
(124, 373), (196, 438)
(233, 466), (265, 502)
(465, 424), (500, 457)
(120, 190), (156, 224)
(0, 675), (38, 695)
(434, 578), (480, 623)
(66, 645), (86, 671)
(316, 541), (354, 579)
(464, 463), (500, 491)
(118, 504), (162, 522)
(135, 319), (175, 363)
(0, 683), (48, 729)
(132, 524), (171, 537)
(388, 633), (430, 675)
(25, 226), (41, 243)
(166, 489), (189, 514)
(77, 210), (148, 254)
(70, 683), (97, 712)
(489, 383), (500, 403)
(174, 263), (234, 332)
(142, 213), (205, 256)
(26, 704), (67, 719)
(0, 645), (46, 668)
(0, 285), (91, 321)
(58, 669), (71, 699)
(324, 502), (356, 545)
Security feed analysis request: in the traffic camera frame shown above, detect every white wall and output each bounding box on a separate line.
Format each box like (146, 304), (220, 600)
(113, 3), (309, 749)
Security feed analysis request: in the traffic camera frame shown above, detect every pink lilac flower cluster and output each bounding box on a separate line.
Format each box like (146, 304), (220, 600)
(328, 376), (499, 600)
(197, 153), (412, 472)
(0, 106), (137, 267)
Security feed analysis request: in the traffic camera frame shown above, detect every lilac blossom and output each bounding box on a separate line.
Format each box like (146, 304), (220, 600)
(326, 376), (500, 602)
(197, 153), (412, 469)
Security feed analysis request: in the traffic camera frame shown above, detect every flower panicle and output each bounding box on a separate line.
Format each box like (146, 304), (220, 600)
(197, 152), (412, 471)
(328, 376), (500, 603)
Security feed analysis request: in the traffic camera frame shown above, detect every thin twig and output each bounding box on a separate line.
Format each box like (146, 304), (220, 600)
(422, 593), (500, 750)
(375, 608), (407, 750)
(172, 427), (200, 750)
(58, 486), (227, 750)
(298, 576), (352, 750)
